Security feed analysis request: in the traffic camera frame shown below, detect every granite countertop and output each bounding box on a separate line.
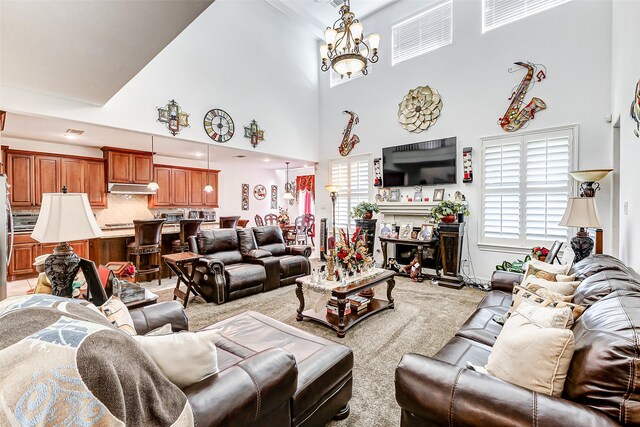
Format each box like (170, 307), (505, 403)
(98, 221), (218, 238)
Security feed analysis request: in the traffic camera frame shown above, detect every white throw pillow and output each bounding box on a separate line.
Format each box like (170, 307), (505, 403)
(529, 259), (571, 275)
(486, 310), (575, 397)
(515, 298), (574, 329)
(100, 296), (136, 336)
(133, 328), (222, 389)
(525, 276), (580, 296)
(556, 273), (577, 282)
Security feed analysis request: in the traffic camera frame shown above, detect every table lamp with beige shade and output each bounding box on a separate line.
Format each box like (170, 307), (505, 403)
(31, 190), (103, 297)
(559, 197), (601, 263)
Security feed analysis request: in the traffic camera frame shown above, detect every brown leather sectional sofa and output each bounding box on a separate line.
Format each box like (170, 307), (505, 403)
(395, 255), (640, 426)
(129, 301), (353, 427)
(189, 226), (311, 304)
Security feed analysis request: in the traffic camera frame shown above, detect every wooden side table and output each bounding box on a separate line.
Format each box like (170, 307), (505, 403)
(123, 289), (159, 310)
(162, 252), (201, 308)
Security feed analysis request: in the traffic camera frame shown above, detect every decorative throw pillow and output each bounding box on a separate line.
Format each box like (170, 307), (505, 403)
(529, 259), (572, 275)
(514, 298), (574, 329)
(146, 323), (173, 336)
(525, 276), (581, 296)
(510, 284), (586, 320)
(525, 283), (574, 303)
(133, 328), (222, 389)
(486, 310), (575, 397)
(557, 273), (577, 282)
(100, 296), (137, 336)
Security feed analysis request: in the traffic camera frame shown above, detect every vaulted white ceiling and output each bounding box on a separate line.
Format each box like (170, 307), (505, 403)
(0, 0), (212, 106)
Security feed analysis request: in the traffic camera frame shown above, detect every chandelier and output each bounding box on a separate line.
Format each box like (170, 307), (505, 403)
(320, 0), (380, 79)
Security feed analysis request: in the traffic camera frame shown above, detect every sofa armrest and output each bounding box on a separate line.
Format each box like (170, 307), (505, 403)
(395, 354), (617, 427)
(286, 245), (311, 258)
(193, 257), (227, 304)
(184, 348), (298, 427)
(490, 270), (523, 293)
(130, 301), (189, 335)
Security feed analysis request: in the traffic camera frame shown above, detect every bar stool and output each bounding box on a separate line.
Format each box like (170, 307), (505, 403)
(127, 219), (165, 285)
(219, 216), (240, 228)
(172, 219), (204, 253)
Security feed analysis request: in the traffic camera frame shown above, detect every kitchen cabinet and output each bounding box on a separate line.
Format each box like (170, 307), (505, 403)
(4, 149), (107, 209)
(6, 153), (34, 207)
(150, 165), (219, 208)
(35, 156), (61, 205)
(102, 147), (153, 184)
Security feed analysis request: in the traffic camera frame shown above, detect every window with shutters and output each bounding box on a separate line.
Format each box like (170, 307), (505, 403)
(480, 126), (576, 249)
(391, 0), (452, 66)
(329, 155), (372, 230)
(482, 0), (571, 33)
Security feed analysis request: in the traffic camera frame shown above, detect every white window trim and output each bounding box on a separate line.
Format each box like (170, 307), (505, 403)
(478, 124), (579, 252)
(328, 154), (373, 229)
(481, 0), (572, 34)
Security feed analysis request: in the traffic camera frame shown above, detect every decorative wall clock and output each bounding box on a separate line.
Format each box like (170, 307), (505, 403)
(204, 109), (235, 142)
(244, 120), (265, 148)
(398, 86), (442, 133)
(157, 99), (190, 136)
(498, 61), (547, 132)
(253, 184), (266, 200)
(632, 79), (640, 138)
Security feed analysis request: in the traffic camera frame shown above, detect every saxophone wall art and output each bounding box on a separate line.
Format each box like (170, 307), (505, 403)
(631, 79), (640, 138)
(338, 110), (360, 157)
(498, 61), (547, 132)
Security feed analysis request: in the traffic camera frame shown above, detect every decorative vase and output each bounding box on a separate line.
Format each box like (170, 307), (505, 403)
(363, 211), (373, 220)
(442, 214), (456, 223)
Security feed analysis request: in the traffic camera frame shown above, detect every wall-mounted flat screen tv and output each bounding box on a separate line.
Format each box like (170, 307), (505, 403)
(382, 137), (457, 186)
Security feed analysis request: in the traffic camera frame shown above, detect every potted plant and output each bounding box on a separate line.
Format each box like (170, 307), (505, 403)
(430, 200), (470, 223)
(350, 201), (380, 220)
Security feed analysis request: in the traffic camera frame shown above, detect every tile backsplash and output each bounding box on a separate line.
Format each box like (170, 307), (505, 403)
(94, 194), (154, 225)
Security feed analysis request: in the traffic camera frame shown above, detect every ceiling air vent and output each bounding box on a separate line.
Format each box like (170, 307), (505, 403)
(234, 155), (247, 158)
(64, 129), (84, 139)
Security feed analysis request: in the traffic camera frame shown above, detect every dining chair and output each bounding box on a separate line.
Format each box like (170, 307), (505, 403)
(305, 213), (315, 246)
(254, 214), (264, 227)
(285, 215), (308, 245)
(264, 213), (278, 226)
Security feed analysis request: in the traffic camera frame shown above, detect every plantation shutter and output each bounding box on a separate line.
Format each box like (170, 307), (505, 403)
(330, 156), (371, 230)
(482, 0), (571, 33)
(392, 0), (452, 66)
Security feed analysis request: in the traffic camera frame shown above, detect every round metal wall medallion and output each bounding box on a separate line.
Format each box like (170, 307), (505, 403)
(254, 185), (267, 200)
(398, 86), (443, 133)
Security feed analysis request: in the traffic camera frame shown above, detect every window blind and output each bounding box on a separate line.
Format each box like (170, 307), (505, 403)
(481, 127), (574, 247)
(392, 0), (452, 66)
(330, 157), (371, 230)
(482, 0), (571, 33)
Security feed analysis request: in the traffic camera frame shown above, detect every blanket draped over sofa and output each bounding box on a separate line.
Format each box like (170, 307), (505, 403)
(0, 295), (193, 426)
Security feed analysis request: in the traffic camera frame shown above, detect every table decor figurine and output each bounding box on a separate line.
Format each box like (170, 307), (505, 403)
(335, 227), (372, 275)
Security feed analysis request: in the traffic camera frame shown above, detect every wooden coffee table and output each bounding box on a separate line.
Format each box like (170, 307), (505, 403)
(295, 269), (396, 338)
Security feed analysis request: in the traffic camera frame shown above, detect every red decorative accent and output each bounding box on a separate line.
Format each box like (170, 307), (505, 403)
(442, 214), (456, 223)
(295, 175), (315, 202)
(536, 70), (546, 82)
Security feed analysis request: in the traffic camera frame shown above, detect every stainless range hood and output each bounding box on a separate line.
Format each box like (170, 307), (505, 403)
(107, 183), (157, 195)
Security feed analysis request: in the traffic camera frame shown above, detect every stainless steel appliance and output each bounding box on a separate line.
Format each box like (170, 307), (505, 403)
(12, 212), (39, 232)
(200, 210), (216, 222)
(160, 211), (186, 224)
(0, 176), (13, 300)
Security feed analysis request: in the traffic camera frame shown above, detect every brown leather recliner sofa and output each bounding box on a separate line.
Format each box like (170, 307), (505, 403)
(129, 302), (353, 426)
(395, 254), (640, 426)
(189, 226), (311, 304)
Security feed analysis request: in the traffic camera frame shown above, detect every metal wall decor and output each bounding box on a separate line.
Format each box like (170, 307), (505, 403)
(254, 184), (266, 200)
(270, 185), (278, 209)
(241, 184), (249, 210)
(373, 157), (382, 186)
(204, 109), (235, 142)
(398, 86), (443, 133)
(463, 147), (473, 183)
(498, 61), (547, 132)
(243, 120), (265, 148)
(632, 79), (640, 138)
(157, 99), (190, 136)
(339, 110), (360, 156)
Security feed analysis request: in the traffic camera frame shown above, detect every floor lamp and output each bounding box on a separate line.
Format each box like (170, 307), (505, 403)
(325, 184), (341, 252)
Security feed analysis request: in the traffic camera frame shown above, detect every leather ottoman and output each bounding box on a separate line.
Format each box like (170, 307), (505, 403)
(205, 311), (353, 426)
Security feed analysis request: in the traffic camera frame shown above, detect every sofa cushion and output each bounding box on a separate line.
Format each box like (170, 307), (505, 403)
(253, 226), (287, 256)
(279, 255), (309, 278)
(456, 308), (505, 347)
(433, 336), (493, 368)
(564, 290), (640, 422)
(224, 263), (266, 292)
(477, 290), (512, 310)
(573, 270), (640, 308)
(510, 284), (585, 320)
(197, 229), (241, 260)
(571, 254), (635, 281)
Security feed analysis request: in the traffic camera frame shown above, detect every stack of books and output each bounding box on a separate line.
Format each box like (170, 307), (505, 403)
(348, 295), (371, 315)
(326, 296), (351, 316)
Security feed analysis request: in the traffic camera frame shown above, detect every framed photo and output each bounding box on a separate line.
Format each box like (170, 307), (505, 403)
(410, 230), (418, 239)
(244, 127), (252, 138)
(389, 189), (401, 202)
(79, 258), (108, 306)
(433, 188), (445, 201)
(418, 224), (435, 241)
(399, 223), (413, 240)
(414, 191), (423, 202)
(380, 222), (394, 237)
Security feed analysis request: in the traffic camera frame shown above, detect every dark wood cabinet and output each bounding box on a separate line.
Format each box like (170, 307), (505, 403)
(85, 160), (107, 208)
(35, 156), (61, 205)
(9, 234), (91, 280)
(6, 153), (34, 207)
(102, 147), (153, 185)
(204, 171), (219, 207)
(60, 158), (85, 194)
(188, 170), (204, 206)
(171, 168), (189, 206)
(151, 167), (172, 207)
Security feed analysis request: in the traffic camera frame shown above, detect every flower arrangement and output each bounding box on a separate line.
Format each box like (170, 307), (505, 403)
(350, 201), (380, 220)
(430, 200), (470, 223)
(531, 246), (550, 260)
(277, 207), (290, 225)
(121, 263), (136, 278)
(334, 227), (372, 274)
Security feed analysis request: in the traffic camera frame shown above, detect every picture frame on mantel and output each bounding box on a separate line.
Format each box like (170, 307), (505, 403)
(389, 189), (400, 202)
(433, 188), (445, 201)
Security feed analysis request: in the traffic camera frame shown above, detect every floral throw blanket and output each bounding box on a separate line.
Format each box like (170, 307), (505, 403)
(0, 295), (193, 426)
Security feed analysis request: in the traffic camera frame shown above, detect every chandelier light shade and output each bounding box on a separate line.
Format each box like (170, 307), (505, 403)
(320, 0), (380, 79)
(204, 144), (214, 193)
(147, 135), (159, 191)
(283, 161), (295, 200)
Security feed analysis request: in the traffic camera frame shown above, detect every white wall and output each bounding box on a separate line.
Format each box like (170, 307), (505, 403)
(0, 0), (320, 163)
(316, 0), (613, 281)
(612, 0), (640, 271)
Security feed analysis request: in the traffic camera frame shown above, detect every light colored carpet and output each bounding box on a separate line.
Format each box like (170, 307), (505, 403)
(157, 277), (485, 426)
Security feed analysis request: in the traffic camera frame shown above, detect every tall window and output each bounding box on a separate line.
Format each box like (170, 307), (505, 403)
(392, 0), (452, 66)
(330, 156), (371, 229)
(482, 0), (571, 33)
(481, 126), (576, 248)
